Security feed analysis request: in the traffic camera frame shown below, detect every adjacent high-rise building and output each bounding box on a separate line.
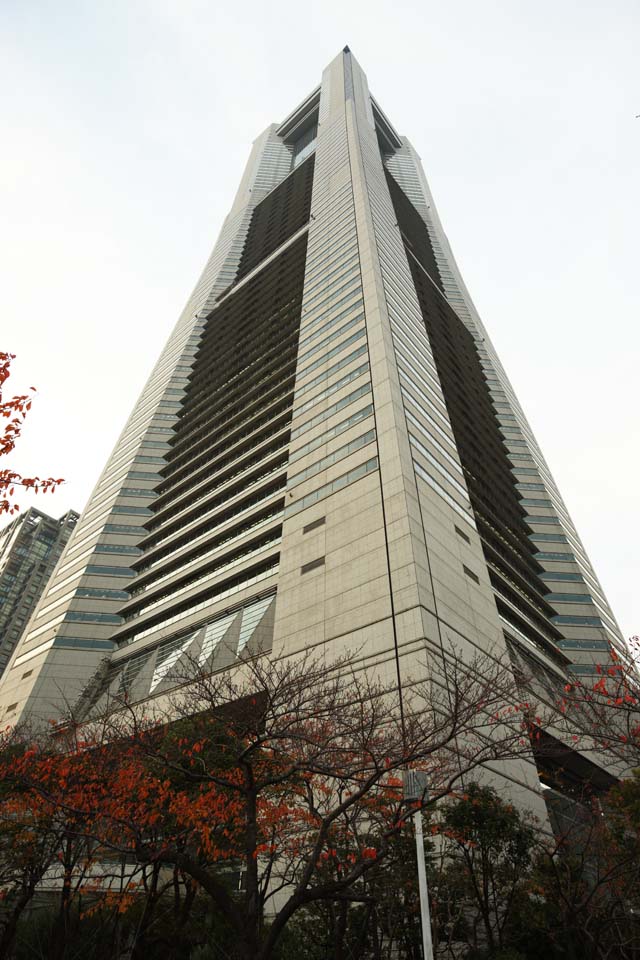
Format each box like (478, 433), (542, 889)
(0, 508), (79, 679)
(0, 50), (626, 806)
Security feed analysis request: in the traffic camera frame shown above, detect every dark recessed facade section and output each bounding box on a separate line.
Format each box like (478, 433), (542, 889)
(236, 152), (315, 280)
(387, 174), (561, 653)
(173, 234), (308, 445)
(384, 169), (443, 292)
(119, 225), (308, 633)
(155, 234), (308, 502)
(300, 557), (325, 575)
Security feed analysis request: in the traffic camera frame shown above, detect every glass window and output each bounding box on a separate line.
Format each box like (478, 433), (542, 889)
(297, 328), (366, 379)
(121, 563), (279, 646)
(103, 524), (147, 535)
(285, 457), (379, 517)
(77, 587), (130, 600)
(289, 405), (374, 465)
(540, 571), (583, 581)
(95, 544), (142, 555)
(288, 430), (376, 488)
(86, 565), (136, 577)
(297, 313), (365, 369)
(296, 344), (368, 398)
(291, 382), (372, 441)
(535, 552), (575, 562)
(64, 611), (123, 624)
(552, 615), (603, 627)
(529, 533), (567, 543)
(545, 592), (593, 603)
(294, 362), (369, 417)
(299, 297), (364, 349)
(413, 461), (476, 529)
(408, 434), (466, 494)
(559, 639), (610, 651)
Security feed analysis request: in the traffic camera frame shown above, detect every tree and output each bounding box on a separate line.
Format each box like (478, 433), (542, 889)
(0, 725), (146, 960)
(0, 351), (63, 515)
(535, 638), (640, 770)
(430, 784), (537, 958)
(2, 645), (532, 960)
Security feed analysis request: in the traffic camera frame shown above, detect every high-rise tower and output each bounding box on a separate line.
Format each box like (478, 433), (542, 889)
(0, 508), (79, 679)
(0, 48), (626, 790)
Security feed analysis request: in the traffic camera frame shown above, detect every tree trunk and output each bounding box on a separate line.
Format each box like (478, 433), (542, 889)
(334, 900), (348, 960)
(50, 868), (72, 960)
(130, 864), (161, 960)
(0, 884), (37, 959)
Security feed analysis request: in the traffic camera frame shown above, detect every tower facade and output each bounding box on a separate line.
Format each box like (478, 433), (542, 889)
(0, 508), (79, 680)
(0, 49), (626, 799)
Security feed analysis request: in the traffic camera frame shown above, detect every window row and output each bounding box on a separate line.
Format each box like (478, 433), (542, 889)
(297, 327), (366, 380)
(413, 461), (476, 528)
(297, 312), (365, 370)
(125, 535), (282, 621)
(291, 382), (372, 442)
(289, 404), (374, 465)
(294, 361), (369, 417)
(284, 456), (379, 518)
(289, 429), (376, 489)
(296, 343), (368, 399)
(409, 434), (468, 499)
(120, 562), (279, 647)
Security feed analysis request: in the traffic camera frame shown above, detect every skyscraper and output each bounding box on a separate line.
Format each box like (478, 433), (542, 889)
(0, 47), (626, 781)
(0, 508), (79, 680)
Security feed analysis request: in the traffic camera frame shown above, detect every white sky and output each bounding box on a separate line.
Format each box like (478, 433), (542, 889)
(1, 0), (638, 639)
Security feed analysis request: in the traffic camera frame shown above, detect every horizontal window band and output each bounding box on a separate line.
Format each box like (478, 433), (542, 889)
(293, 362), (370, 418)
(288, 430), (376, 489)
(64, 612), (123, 624)
(297, 313), (365, 369)
(552, 615), (604, 627)
(295, 343), (368, 399)
(297, 327), (366, 380)
(291, 382), (372, 441)
(413, 461), (476, 529)
(285, 457), (379, 518)
(289, 404), (374, 465)
(117, 563), (280, 647)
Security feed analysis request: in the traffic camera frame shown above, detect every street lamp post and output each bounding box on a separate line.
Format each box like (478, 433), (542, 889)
(403, 770), (434, 960)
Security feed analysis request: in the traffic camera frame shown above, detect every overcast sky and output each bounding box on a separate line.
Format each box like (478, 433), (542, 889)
(1, 0), (638, 639)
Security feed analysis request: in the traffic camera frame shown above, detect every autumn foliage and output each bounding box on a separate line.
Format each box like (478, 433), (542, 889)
(0, 351), (63, 515)
(1, 644), (639, 959)
(0, 647), (534, 959)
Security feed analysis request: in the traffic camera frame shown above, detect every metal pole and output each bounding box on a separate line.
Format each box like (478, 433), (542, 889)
(413, 806), (435, 960)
